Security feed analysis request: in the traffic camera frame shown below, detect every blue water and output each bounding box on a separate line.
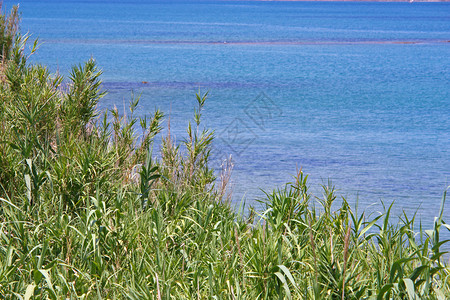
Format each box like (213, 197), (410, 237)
(7, 0), (450, 225)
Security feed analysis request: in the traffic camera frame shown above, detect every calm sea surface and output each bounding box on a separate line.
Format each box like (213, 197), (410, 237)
(7, 0), (450, 225)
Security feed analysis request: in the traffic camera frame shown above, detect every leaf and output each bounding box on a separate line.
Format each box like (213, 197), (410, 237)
(24, 284), (36, 300)
(403, 278), (418, 300)
(26, 158), (33, 170)
(409, 265), (428, 282)
(389, 261), (401, 283)
(383, 202), (394, 232)
(377, 284), (393, 300)
(358, 215), (382, 239)
(442, 224), (450, 231)
(33, 269), (42, 285)
(24, 174), (32, 201)
(274, 271), (291, 300)
(0, 197), (21, 211)
(39, 269), (57, 299)
(278, 264), (297, 290)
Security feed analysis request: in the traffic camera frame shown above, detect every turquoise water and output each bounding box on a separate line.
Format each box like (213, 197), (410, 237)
(7, 0), (450, 223)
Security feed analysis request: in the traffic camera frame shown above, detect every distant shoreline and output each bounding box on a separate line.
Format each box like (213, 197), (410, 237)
(242, 0), (449, 2)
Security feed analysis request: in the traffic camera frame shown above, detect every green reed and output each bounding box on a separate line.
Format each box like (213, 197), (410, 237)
(1, 4), (450, 299)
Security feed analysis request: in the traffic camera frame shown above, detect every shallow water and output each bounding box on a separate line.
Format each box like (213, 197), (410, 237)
(7, 0), (450, 227)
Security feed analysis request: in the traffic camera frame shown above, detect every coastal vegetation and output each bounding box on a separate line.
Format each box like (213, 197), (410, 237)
(1, 4), (450, 299)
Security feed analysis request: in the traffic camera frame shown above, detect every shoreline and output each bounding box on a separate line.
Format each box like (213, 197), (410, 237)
(240, 0), (450, 2)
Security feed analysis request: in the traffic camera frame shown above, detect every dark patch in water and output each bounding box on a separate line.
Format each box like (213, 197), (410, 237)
(101, 80), (291, 90)
(41, 38), (449, 46)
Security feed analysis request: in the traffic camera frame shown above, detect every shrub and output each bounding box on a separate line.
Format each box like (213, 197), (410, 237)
(1, 4), (449, 299)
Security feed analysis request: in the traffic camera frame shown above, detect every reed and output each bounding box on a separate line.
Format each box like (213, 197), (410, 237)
(1, 5), (450, 299)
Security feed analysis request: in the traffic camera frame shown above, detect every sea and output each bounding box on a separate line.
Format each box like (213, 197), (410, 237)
(5, 0), (450, 227)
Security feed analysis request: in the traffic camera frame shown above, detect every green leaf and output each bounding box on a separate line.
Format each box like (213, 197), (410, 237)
(274, 272), (291, 300)
(39, 269), (57, 299)
(358, 215), (382, 239)
(0, 197), (21, 211)
(410, 265), (428, 282)
(383, 202), (394, 232)
(278, 265), (297, 290)
(33, 269), (42, 285)
(377, 284), (393, 300)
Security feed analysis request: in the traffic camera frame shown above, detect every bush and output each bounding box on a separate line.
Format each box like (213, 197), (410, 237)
(1, 4), (449, 299)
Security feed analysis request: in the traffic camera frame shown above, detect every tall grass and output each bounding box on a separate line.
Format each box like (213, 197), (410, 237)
(1, 5), (450, 299)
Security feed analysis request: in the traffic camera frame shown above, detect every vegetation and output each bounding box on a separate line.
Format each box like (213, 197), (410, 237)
(1, 4), (450, 299)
